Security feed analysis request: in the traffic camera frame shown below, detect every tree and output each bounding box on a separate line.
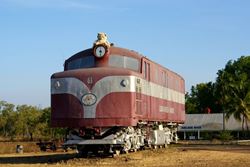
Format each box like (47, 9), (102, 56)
(0, 100), (66, 141)
(36, 107), (53, 139)
(0, 101), (15, 137)
(185, 92), (198, 114)
(216, 56), (250, 131)
(15, 105), (42, 140)
(185, 82), (222, 114)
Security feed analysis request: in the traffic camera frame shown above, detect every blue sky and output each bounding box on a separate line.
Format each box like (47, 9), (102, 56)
(0, 0), (250, 107)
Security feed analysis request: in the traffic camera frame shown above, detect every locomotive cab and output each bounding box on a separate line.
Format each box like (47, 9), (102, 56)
(51, 46), (142, 127)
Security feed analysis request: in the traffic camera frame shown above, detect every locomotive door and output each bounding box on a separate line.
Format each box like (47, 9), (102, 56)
(143, 60), (151, 119)
(135, 78), (142, 115)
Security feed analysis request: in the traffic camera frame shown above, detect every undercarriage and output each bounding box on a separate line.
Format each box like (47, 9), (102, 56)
(63, 122), (179, 156)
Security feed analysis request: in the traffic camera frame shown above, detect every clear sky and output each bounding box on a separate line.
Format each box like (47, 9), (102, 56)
(0, 0), (250, 108)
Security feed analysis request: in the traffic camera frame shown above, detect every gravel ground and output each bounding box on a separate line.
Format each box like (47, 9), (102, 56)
(0, 144), (250, 167)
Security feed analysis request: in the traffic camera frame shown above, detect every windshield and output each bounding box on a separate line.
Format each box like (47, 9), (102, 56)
(66, 56), (95, 70)
(65, 54), (140, 72)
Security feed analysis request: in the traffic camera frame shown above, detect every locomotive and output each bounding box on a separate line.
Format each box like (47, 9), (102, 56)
(51, 33), (185, 155)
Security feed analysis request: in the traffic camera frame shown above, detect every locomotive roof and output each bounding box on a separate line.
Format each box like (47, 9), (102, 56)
(65, 46), (184, 80)
(66, 46), (143, 62)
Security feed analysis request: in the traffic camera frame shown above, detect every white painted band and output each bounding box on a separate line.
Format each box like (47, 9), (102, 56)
(51, 76), (185, 118)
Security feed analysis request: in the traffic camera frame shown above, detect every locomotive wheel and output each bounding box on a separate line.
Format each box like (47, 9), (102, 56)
(78, 150), (88, 158)
(140, 146), (146, 150)
(77, 145), (89, 158)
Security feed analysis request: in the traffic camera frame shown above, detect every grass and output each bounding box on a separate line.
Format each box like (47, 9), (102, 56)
(0, 142), (40, 154)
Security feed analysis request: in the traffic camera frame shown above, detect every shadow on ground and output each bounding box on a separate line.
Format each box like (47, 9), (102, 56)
(0, 153), (78, 164)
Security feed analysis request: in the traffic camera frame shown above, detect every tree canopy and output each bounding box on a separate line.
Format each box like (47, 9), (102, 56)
(185, 82), (222, 114)
(0, 101), (65, 141)
(216, 56), (250, 130)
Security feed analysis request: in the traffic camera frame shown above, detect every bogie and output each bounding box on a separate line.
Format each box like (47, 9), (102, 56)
(65, 122), (179, 156)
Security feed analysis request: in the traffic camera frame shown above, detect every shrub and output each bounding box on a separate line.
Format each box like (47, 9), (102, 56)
(219, 131), (233, 141)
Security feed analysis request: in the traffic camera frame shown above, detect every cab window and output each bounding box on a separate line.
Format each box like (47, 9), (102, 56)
(66, 56), (95, 70)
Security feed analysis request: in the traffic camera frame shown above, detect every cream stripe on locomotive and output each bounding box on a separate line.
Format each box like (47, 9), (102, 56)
(51, 76), (184, 118)
(139, 79), (185, 105)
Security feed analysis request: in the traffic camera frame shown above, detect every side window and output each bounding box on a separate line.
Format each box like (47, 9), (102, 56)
(168, 75), (172, 89)
(165, 73), (168, 87)
(155, 68), (158, 83)
(162, 71), (167, 86)
(143, 61), (150, 80)
(144, 61), (147, 79)
(176, 78), (180, 91)
(109, 55), (139, 71)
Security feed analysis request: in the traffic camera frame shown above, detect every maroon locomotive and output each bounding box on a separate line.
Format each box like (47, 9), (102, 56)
(51, 33), (185, 155)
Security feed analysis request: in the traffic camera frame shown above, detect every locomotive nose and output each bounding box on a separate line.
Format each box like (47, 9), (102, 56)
(51, 78), (98, 107)
(51, 75), (90, 124)
(51, 68), (136, 127)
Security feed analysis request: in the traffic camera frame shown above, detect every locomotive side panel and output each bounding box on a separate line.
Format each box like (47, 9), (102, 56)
(138, 58), (185, 124)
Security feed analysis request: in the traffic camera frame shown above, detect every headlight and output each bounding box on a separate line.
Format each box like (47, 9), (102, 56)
(120, 79), (129, 87)
(54, 80), (61, 89)
(81, 93), (97, 106)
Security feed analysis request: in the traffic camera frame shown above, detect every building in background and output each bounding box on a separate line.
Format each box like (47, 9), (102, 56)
(178, 114), (250, 140)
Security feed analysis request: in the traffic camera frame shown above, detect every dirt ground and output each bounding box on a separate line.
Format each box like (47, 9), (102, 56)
(0, 144), (250, 167)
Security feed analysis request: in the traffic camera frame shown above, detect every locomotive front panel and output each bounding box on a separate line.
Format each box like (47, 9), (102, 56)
(51, 69), (139, 127)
